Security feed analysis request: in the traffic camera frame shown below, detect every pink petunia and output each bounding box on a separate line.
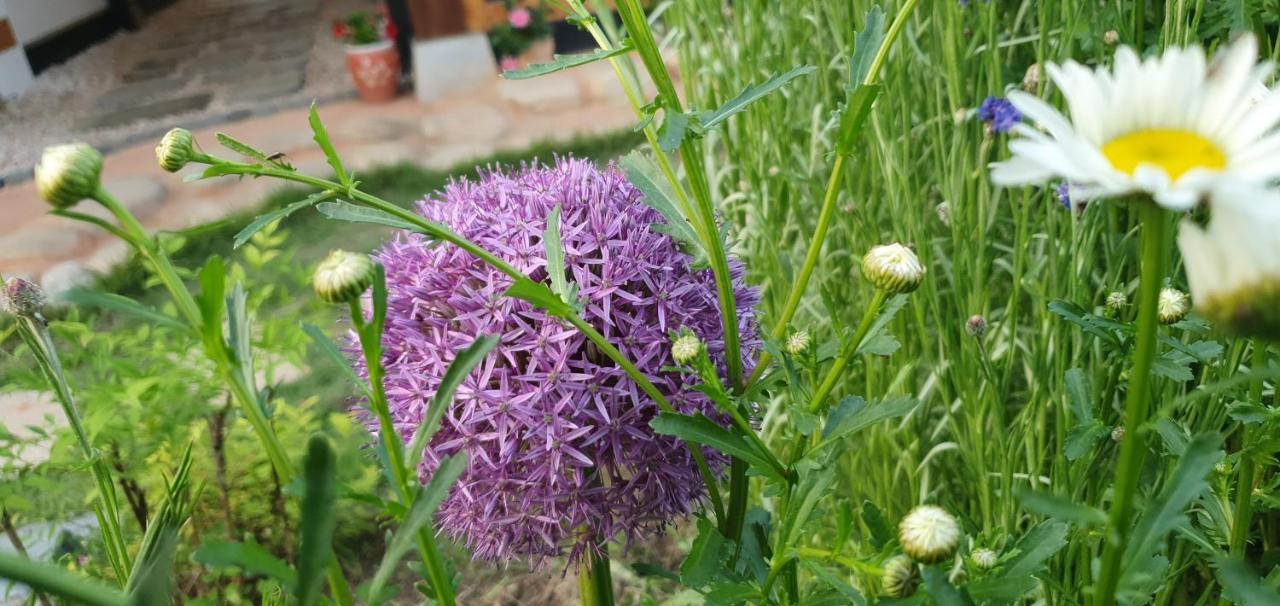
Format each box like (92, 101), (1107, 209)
(499, 56), (520, 72)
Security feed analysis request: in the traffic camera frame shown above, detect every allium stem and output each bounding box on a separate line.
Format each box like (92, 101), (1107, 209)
(1095, 202), (1169, 606)
(576, 539), (614, 606)
(1228, 342), (1268, 557)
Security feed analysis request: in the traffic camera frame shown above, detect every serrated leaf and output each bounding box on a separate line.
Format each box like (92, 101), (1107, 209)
(833, 84), (881, 156)
(818, 395), (918, 448)
(618, 152), (704, 264)
(234, 191), (332, 249)
(216, 132), (272, 163)
(849, 5), (886, 86)
(367, 454), (467, 604)
(1215, 557), (1280, 606)
(1048, 300), (1126, 347)
(296, 436), (339, 606)
(1152, 351), (1195, 382)
(657, 109), (692, 152)
(782, 467), (835, 549)
(308, 103), (349, 185)
(316, 201), (418, 231)
(802, 560), (866, 605)
(303, 323), (370, 397)
(699, 66), (816, 130)
(406, 335), (500, 473)
(862, 501), (893, 549)
(1153, 418), (1190, 456)
(679, 517), (729, 589)
(60, 289), (187, 332)
(1002, 521), (1068, 577)
(1016, 489), (1106, 527)
(1122, 433), (1223, 581)
(501, 44), (633, 80)
(193, 540), (296, 584)
(921, 566), (974, 606)
(650, 412), (786, 482)
(854, 294), (908, 355)
(1065, 421), (1110, 460)
(858, 332), (900, 356)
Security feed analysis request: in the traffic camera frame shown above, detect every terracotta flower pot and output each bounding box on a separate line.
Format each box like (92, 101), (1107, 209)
(345, 40), (400, 103)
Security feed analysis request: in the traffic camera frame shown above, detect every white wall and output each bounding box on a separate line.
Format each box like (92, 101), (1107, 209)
(0, 0), (35, 98)
(7, 0), (108, 44)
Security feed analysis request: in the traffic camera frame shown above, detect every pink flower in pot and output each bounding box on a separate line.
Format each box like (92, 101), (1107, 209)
(500, 56), (520, 72)
(508, 7), (532, 29)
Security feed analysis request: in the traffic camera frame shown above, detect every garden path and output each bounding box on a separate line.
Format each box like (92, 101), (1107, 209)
(0, 61), (636, 295)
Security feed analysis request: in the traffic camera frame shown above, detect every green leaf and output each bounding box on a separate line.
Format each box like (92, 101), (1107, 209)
(216, 132), (272, 163)
(861, 501), (894, 549)
(501, 45), (633, 80)
(1122, 433), (1223, 580)
(197, 256), (227, 346)
(1215, 557), (1280, 606)
(0, 551), (130, 606)
(296, 436), (339, 606)
(705, 582), (760, 605)
(1153, 418), (1190, 456)
(193, 540), (296, 584)
(650, 412), (786, 482)
(699, 66), (816, 129)
(1047, 300), (1127, 347)
(818, 395), (918, 449)
(1000, 520), (1068, 577)
(679, 517), (729, 589)
(504, 276), (578, 319)
(60, 289), (187, 332)
(618, 152), (704, 264)
(234, 191), (332, 249)
(316, 201), (418, 231)
(965, 575), (1037, 603)
(858, 333), (900, 356)
(853, 294), (908, 356)
(1064, 421), (1110, 461)
(126, 528), (177, 606)
(541, 205), (580, 310)
(833, 84), (881, 156)
(1065, 368), (1094, 423)
(849, 5), (886, 86)
(308, 103), (349, 185)
(303, 323), (371, 397)
(1152, 351), (1195, 382)
(921, 566), (974, 606)
(782, 467), (835, 550)
(801, 560), (866, 605)
(367, 454), (467, 604)
(657, 109), (693, 152)
(632, 563), (679, 581)
(406, 335), (500, 473)
(1015, 489), (1106, 527)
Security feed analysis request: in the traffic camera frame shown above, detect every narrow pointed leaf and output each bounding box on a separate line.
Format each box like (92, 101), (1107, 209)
(367, 454), (467, 604)
(501, 44), (633, 80)
(699, 66), (816, 129)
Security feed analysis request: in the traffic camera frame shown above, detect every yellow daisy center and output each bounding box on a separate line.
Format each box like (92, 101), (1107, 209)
(1101, 129), (1226, 180)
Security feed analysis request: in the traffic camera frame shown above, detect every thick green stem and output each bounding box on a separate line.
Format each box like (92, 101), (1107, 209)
(577, 543), (615, 606)
(0, 552), (129, 606)
(1228, 343), (1268, 557)
(809, 290), (889, 412)
(1095, 203), (1168, 606)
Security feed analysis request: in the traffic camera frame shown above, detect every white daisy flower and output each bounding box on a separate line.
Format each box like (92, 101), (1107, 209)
(991, 35), (1280, 211)
(1177, 183), (1280, 340)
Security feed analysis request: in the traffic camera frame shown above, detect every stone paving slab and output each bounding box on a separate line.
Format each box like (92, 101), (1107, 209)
(0, 60), (643, 296)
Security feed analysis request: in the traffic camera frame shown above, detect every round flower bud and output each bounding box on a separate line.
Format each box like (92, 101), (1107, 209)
(1111, 426), (1125, 442)
(882, 555), (919, 598)
(785, 329), (810, 355)
(312, 250), (375, 304)
(34, 143), (103, 209)
(965, 314), (987, 337)
(1103, 30), (1120, 45)
(1106, 291), (1128, 311)
(2, 278), (48, 318)
(971, 548), (998, 570)
(936, 201), (952, 227)
(863, 243), (925, 295)
(1157, 288), (1190, 325)
(899, 505), (961, 564)
(155, 128), (195, 173)
(1022, 63), (1040, 92)
(671, 333), (702, 365)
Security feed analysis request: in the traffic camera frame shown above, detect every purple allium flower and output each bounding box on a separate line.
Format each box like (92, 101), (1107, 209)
(356, 158), (760, 566)
(977, 96), (1022, 134)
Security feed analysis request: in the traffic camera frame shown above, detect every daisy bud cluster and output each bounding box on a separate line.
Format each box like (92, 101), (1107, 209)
(35, 143), (103, 209)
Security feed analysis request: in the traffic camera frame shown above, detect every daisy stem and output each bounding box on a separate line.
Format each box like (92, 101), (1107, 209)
(1095, 202), (1169, 606)
(1227, 342), (1267, 557)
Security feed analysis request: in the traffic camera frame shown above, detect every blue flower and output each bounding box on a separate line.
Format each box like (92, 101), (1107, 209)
(977, 96), (1022, 134)
(1057, 182), (1072, 209)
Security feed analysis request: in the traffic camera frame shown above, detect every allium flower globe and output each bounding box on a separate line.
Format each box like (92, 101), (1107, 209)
(356, 158), (759, 564)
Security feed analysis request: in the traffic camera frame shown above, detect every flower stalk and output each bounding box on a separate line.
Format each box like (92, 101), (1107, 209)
(1228, 342), (1268, 557)
(1095, 202), (1170, 605)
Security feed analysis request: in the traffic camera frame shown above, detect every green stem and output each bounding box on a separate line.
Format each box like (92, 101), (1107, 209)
(1228, 343), (1268, 557)
(349, 300), (456, 606)
(809, 290), (889, 413)
(577, 543), (615, 606)
(1095, 202), (1168, 606)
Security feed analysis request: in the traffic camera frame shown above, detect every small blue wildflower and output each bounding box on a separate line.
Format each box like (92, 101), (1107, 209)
(977, 96), (1022, 134)
(1057, 182), (1071, 209)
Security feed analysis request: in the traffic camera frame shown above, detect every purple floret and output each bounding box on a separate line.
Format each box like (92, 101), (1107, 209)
(977, 96), (1022, 134)
(353, 157), (760, 566)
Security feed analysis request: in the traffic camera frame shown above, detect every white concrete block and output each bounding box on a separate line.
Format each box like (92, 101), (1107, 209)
(411, 33), (497, 104)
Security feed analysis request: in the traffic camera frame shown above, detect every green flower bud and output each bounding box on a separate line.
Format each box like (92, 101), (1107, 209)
(785, 329), (810, 355)
(1106, 291), (1128, 311)
(965, 314), (987, 337)
(882, 555), (919, 598)
(863, 243), (925, 295)
(1157, 288), (1190, 325)
(156, 128), (195, 173)
(312, 250), (375, 304)
(971, 548), (998, 570)
(899, 505), (961, 564)
(671, 332), (702, 365)
(34, 143), (103, 209)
